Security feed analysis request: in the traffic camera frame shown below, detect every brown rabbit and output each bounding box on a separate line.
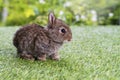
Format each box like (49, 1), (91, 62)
(13, 12), (72, 61)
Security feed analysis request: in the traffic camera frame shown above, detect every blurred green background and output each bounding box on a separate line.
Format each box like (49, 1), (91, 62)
(0, 0), (120, 26)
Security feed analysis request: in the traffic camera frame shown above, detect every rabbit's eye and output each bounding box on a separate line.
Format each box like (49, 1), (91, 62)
(61, 29), (66, 33)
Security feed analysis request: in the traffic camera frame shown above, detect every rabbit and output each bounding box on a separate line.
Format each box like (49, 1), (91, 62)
(13, 12), (72, 61)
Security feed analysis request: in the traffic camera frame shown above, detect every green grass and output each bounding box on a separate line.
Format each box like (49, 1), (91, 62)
(0, 26), (120, 80)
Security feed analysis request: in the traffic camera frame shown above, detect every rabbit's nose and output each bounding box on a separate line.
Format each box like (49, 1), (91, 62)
(68, 39), (72, 41)
(68, 35), (72, 41)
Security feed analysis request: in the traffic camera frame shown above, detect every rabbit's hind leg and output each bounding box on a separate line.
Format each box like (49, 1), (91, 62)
(18, 51), (35, 60)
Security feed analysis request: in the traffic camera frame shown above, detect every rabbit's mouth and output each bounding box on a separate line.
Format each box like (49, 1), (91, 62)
(64, 40), (68, 43)
(52, 40), (63, 45)
(64, 39), (71, 43)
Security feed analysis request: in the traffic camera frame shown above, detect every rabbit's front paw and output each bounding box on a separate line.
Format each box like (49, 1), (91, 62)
(50, 53), (60, 61)
(37, 54), (46, 61)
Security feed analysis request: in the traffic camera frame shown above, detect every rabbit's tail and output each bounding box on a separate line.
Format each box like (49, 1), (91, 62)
(13, 35), (19, 48)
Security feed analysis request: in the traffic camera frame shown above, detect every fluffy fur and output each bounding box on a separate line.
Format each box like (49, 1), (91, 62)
(13, 12), (72, 61)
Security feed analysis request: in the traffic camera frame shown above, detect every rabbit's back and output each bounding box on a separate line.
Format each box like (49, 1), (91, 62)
(13, 24), (49, 55)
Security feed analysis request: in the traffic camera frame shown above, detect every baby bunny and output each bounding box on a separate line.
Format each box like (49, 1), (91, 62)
(13, 12), (72, 61)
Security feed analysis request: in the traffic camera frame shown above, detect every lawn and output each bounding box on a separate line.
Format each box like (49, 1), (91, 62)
(0, 26), (120, 80)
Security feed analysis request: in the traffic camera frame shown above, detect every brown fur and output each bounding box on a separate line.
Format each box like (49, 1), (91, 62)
(13, 12), (72, 61)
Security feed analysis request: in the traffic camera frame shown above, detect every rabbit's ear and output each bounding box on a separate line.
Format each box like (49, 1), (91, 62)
(48, 12), (56, 25)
